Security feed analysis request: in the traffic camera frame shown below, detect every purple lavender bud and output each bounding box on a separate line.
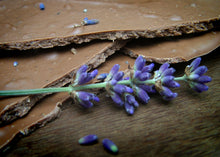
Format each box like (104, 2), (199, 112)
(138, 84), (156, 93)
(135, 86), (150, 104)
(109, 64), (120, 76)
(124, 102), (134, 115)
(39, 3), (45, 10)
(77, 91), (99, 102)
(113, 84), (126, 94)
(189, 57), (201, 72)
(77, 72), (88, 85)
(124, 86), (133, 93)
(141, 63), (154, 73)
(139, 72), (151, 81)
(134, 56), (146, 71)
(102, 138), (118, 154)
(196, 75), (212, 83)
(79, 100), (94, 108)
(134, 70), (142, 80)
(126, 94), (139, 107)
(162, 68), (176, 76)
(97, 73), (108, 81)
(78, 134), (98, 145)
(78, 65), (88, 74)
(109, 79), (117, 86)
(110, 92), (124, 107)
(190, 82), (209, 93)
(192, 65), (208, 76)
(159, 63), (170, 74)
(84, 19), (99, 25)
(112, 71), (124, 81)
(159, 86), (178, 100)
(90, 69), (98, 78)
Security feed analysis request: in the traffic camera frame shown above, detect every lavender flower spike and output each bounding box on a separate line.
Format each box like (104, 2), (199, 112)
(184, 57), (212, 93)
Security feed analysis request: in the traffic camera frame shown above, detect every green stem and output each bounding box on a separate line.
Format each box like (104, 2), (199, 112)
(0, 79), (155, 96)
(174, 75), (186, 81)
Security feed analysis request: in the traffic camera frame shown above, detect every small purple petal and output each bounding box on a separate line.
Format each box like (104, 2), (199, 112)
(126, 94), (139, 107)
(159, 86), (177, 100)
(78, 134), (98, 145)
(139, 72), (151, 81)
(196, 75), (212, 83)
(135, 86), (150, 104)
(190, 82), (209, 93)
(113, 71), (124, 81)
(162, 76), (174, 85)
(134, 70), (141, 80)
(78, 65), (88, 74)
(162, 68), (176, 76)
(109, 64), (120, 76)
(79, 100), (93, 108)
(113, 84), (126, 94)
(97, 73), (108, 80)
(189, 57), (201, 72)
(77, 73), (88, 85)
(124, 86), (133, 93)
(111, 92), (124, 107)
(159, 63), (170, 74)
(141, 63), (154, 73)
(192, 66), (208, 76)
(123, 77), (130, 80)
(102, 138), (118, 154)
(124, 102), (134, 115)
(138, 84), (156, 93)
(90, 69), (98, 78)
(110, 79), (117, 86)
(134, 56), (146, 71)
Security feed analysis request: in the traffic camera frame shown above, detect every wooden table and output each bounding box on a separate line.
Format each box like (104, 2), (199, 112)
(3, 48), (220, 157)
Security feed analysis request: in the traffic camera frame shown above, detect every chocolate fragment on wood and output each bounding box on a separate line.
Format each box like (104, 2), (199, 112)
(0, 0), (219, 50)
(122, 31), (220, 63)
(0, 40), (127, 125)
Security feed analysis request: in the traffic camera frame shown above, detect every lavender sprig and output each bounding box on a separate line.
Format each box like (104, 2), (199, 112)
(0, 56), (212, 115)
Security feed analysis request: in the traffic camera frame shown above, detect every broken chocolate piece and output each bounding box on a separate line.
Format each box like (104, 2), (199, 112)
(122, 31), (220, 63)
(0, 40), (127, 125)
(0, 0), (219, 50)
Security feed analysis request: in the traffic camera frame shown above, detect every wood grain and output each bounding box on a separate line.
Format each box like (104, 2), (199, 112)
(3, 48), (220, 157)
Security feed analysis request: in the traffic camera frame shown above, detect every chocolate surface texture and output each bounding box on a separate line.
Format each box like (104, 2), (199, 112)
(0, 0), (219, 50)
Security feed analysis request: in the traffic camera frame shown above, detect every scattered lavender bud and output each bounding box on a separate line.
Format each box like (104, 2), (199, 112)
(13, 61), (18, 67)
(102, 138), (118, 154)
(39, 3), (45, 10)
(78, 134), (98, 145)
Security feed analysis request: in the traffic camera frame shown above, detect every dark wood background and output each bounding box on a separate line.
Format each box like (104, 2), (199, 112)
(3, 48), (220, 157)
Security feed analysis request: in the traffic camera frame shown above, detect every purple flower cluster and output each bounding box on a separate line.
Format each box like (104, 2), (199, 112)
(184, 57), (212, 92)
(154, 63), (180, 100)
(131, 56), (155, 104)
(73, 65), (99, 108)
(105, 64), (133, 107)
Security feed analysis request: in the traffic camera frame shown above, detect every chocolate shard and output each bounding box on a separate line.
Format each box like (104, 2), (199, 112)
(0, 0), (219, 50)
(122, 31), (220, 63)
(0, 40), (127, 126)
